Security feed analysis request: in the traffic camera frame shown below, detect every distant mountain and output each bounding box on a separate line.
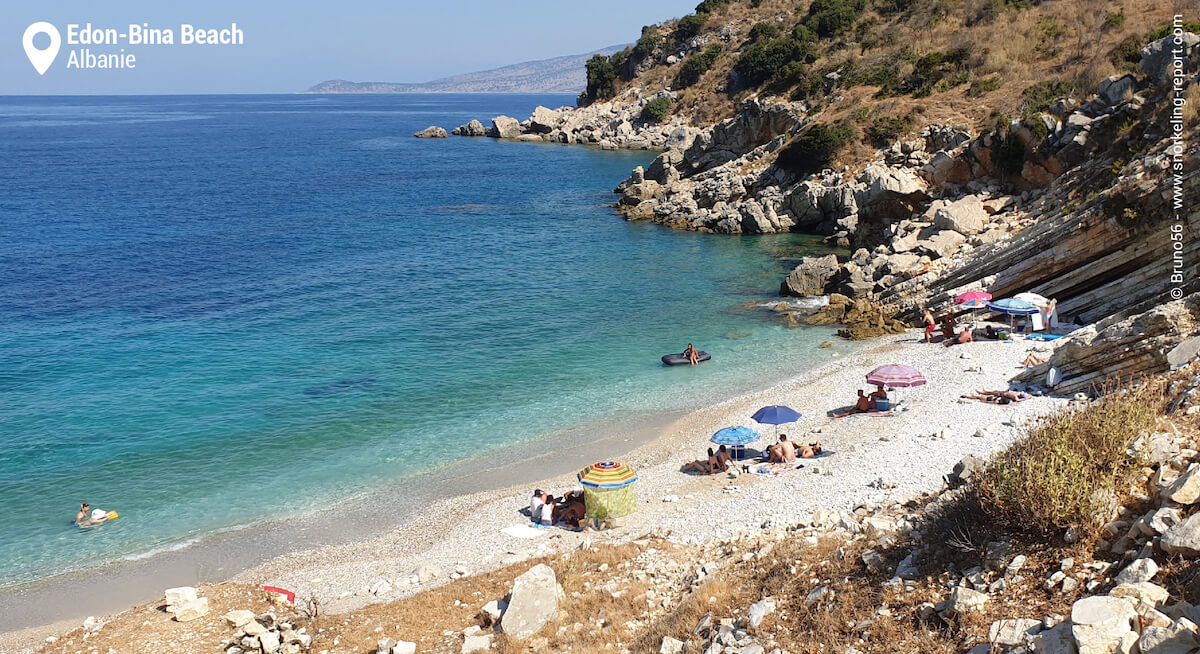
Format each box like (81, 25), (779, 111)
(306, 45), (628, 94)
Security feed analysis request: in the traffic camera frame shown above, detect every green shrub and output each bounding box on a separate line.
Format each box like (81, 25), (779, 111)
(695, 0), (734, 13)
(1147, 21), (1200, 42)
(631, 26), (662, 61)
(675, 13), (710, 40)
(584, 54), (618, 103)
(640, 97), (673, 123)
(1110, 34), (1143, 69)
(865, 113), (914, 146)
(747, 21), (780, 43)
(675, 44), (723, 87)
(966, 75), (1001, 96)
(1102, 10), (1125, 31)
(1022, 78), (1075, 114)
(733, 36), (817, 87)
(992, 128), (1026, 175)
(775, 122), (857, 176)
(978, 381), (1161, 537)
(804, 0), (867, 39)
(905, 44), (973, 96)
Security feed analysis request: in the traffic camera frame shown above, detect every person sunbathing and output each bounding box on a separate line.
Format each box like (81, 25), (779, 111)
(682, 448), (721, 474)
(856, 389), (872, 412)
(961, 389), (1031, 404)
(1023, 352), (1049, 367)
(868, 387), (888, 410)
(797, 442), (823, 458)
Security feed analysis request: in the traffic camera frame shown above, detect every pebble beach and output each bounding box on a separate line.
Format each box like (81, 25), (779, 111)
(231, 327), (1071, 614)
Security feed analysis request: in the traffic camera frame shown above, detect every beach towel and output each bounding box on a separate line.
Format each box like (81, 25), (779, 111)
(756, 451), (834, 465)
(501, 524), (547, 539)
(1026, 333), (1063, 341)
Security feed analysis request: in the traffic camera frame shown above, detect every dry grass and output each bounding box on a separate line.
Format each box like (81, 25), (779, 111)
(614, 0), (1184, 148)
(978, 378), (1165, 540)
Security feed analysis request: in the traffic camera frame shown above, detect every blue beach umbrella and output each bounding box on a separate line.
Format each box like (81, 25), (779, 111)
(711, 426), (762, 446)
(987, 298), (1039, 330)
(751, 405), (803, 426)
(711, 426), (762, 461)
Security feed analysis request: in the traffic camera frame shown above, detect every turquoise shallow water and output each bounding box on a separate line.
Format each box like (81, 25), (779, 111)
(0, 94), (843, 587)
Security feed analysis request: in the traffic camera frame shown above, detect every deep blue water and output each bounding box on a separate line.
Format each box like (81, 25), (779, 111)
(0, 94), (841, 586)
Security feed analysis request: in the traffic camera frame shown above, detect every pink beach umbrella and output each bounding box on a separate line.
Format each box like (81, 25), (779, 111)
(954, 291), (993, 323)
(865, 364), (926, 408)
(865, 364), (927, 388)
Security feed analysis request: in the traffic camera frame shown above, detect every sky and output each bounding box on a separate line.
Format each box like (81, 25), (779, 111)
(1, 0), (700, 94)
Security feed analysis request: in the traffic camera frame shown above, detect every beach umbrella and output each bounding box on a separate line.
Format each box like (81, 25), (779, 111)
(865, 364), (927, 388)
(577, 461), (639, 521)
(953, 291), (993, 304)
(988, 298), (1039, 330)
(751, 405), (803, 443)
(865, 364), (926, 407)
(578, 461), (638, 489)
(711, 425), (762, 460)
(1013, 292), (1049, 307)
(954, 291), (993, 323)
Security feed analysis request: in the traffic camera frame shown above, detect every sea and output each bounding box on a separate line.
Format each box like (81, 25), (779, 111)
(0, 93), (846, 590)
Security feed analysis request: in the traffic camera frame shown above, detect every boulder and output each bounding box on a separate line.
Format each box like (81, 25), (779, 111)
(1110, 581), (1170, 606)
(1114, 558), (1159, 586)
(1071, 596), (1137, 654)
(452, 120), (487, 137)
(1097, 75), (1136, 106)
(660, 636), (686, 654)
(948, 455), (984, 487)
(1141, 33), (1200, 85)
(916, 230), (966, 259)
(931, 195), (989, 235)
(1137, 619), (1199, 654)
(488, 115), (522, 139)
(990, 618), (1043, 647)
(946, 587), (988, 613)
(1162, 513), (1200, 556)
(1164, 463), (1200, 504)
(222, 610), (256, 628)
(462, 634), (492, 653)
(781, 254), (840, 297)
(164, 586), (198, 607)
(1031, 620), (1077, 654)
(413, 126), (449, 138)
(500, 563), (558, 640)
(528, 106), (559, 133)
(169, 597), (209, 622)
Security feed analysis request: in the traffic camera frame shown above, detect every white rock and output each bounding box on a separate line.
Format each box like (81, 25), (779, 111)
(947, 587), (988, 613)
(1114, 558), (1159, 585)
(1110, 581), (1170, 606)
(223, 610), (256, 628)
(660, 636), (685, 654)
(164, 586), (199, 607)
(500, 563), (558, 640)
(462, 634), (492, 653)
(748, 598), (776, 627)
(989, 618), (1043, 646)
(1071, 596), (1138, 654)
(416, 563), (441, 584)
(169, 597), (209, 622)
(1164, 463), (1200, 504)
(1161, 514), (1200, 555)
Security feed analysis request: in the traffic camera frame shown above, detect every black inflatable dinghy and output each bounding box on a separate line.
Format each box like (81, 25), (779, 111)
(662, 350), (711, 365)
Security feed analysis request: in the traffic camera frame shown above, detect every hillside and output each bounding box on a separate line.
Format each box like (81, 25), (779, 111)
(306, 45), (627, 94)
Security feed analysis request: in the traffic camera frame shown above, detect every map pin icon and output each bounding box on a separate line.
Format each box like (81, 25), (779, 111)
(23, 22), (61, 76)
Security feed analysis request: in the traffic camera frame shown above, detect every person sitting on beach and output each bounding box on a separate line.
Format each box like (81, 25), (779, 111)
(855, 389), (872, 412)
(940, 315), (958, 341)
(683, 343), (700, 366)
(923, 309), (937, 343)
(769, 435), (797, 463)
(530, 490), (549, 524)
(556, 491), (586, 528)
(868, 387), (888, 410)
(944, 329), (974, 347)
(682, 448), (720, 474)
(1023, 352), (1049, 368)
(713, 445), (732, 472)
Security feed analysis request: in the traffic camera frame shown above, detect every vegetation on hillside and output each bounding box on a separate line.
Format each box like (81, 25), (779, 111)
(580, 0), (1179, 173)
